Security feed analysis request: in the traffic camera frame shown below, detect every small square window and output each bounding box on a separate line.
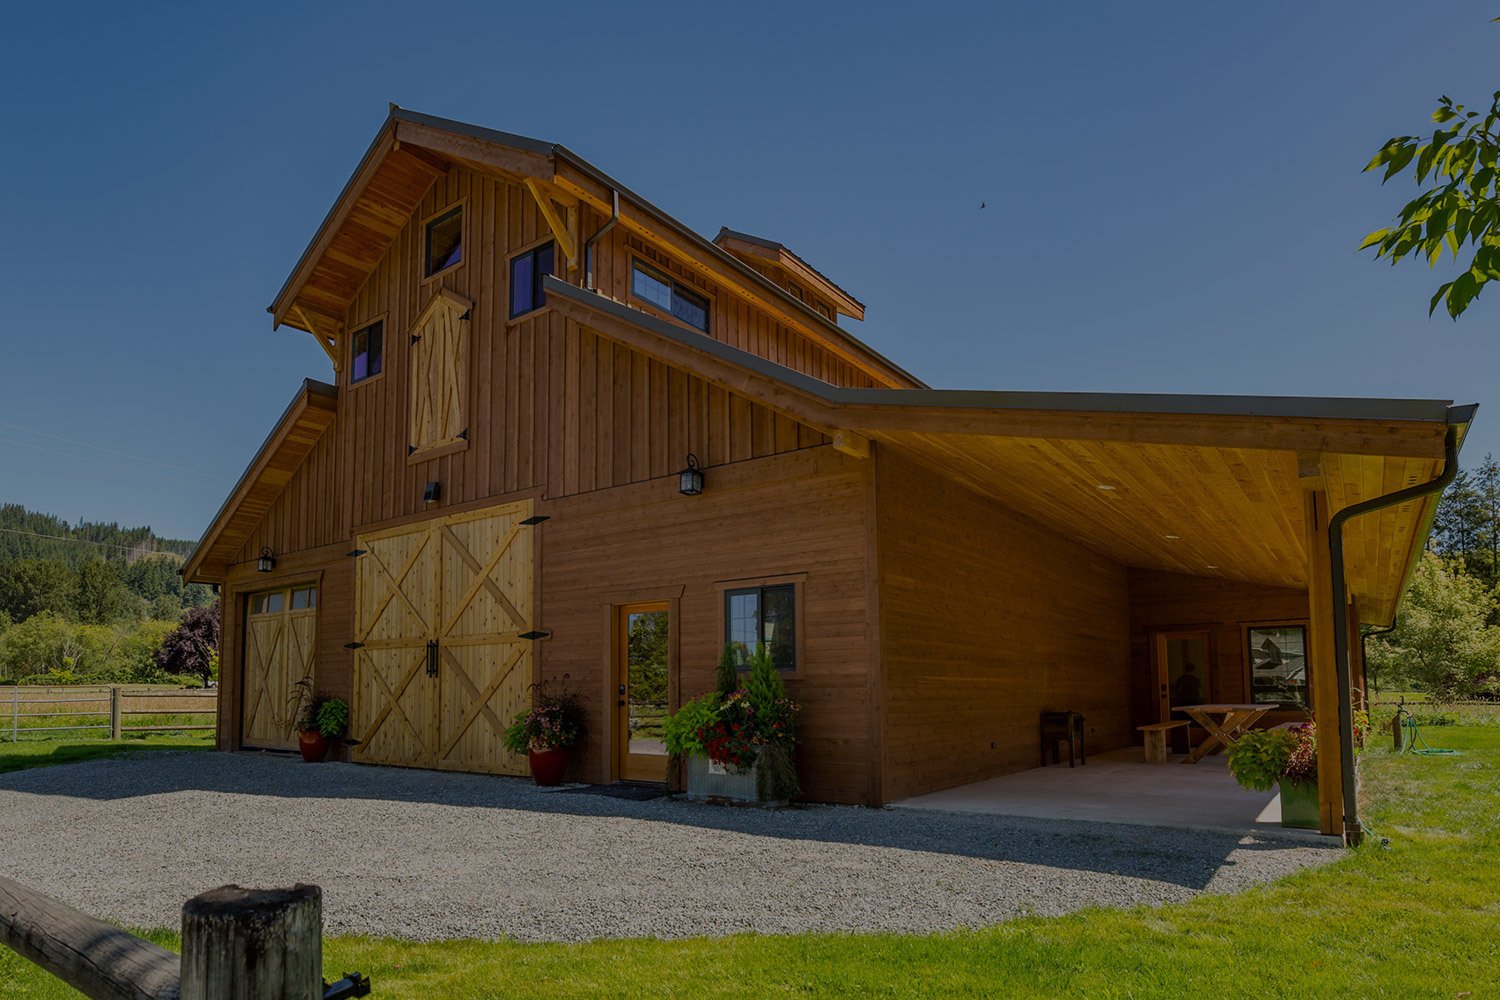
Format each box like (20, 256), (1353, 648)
(424, 206), (463, 277)
(351, 321), (383, 384)
(787, 282), (804, 302)
(290, 587), (317, 610)
(724, 583), (797, 672)
(631, 260), (710, 333)
(509, 242), (555, 318)
(1248, 625), (1309, 709)
(251, 591), (284, 615)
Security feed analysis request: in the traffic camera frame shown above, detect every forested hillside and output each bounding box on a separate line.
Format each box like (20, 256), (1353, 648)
(0, 504), (215, 685)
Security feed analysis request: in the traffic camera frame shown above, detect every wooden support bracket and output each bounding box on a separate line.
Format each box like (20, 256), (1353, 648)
(295, 305), (342, 374)
(524, 178), (578, 269)
(831, 430), (872, 460)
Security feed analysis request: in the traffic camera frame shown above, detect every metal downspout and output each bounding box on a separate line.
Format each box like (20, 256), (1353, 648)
(584, 189), (620, 292)
(1328, 420), (1461, 846)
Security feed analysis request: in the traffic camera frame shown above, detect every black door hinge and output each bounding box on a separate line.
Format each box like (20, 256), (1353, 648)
(519, 630), (551, 640)
(343, 641), (364, 650)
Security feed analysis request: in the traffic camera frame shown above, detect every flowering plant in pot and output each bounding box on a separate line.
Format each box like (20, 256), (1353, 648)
(1227, 716), (1369, 829)
(292, 686), (349, 763)
(502, 677), (585, 786)
(663, 644), (801, 804)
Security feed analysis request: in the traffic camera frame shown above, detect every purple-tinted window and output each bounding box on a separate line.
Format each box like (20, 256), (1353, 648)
(351, 321), (382, 384)
(509, 242), (555, 318)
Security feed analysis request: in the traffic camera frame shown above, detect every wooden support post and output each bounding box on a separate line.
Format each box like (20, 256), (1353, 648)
(110, 687), (122, 741)
(0, 875), (182, 1000)
(10, 686), (16, 742)
(181, 885), (322, 1000)
(1300, 477), (1345, 838)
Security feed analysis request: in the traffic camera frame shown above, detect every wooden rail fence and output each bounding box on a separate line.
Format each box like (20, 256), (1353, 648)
(2, 686), (216, 742)
(0, 876), (370, 999)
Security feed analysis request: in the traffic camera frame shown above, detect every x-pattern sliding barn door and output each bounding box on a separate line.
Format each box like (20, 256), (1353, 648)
(352, 501), (533, 775)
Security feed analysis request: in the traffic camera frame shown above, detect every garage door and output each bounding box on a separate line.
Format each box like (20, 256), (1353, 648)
(351, 500), (534, 775)
(242, 584), (317, 750)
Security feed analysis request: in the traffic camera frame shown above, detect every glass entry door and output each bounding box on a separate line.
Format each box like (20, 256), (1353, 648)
(617, 602), (670, 782)
(1153, 631), (1211, 722)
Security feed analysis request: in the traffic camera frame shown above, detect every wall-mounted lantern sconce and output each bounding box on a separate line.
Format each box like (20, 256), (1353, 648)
(678, 454), (704, 496)
(257, 547), (276, 573)
(423, 481), (442, 505)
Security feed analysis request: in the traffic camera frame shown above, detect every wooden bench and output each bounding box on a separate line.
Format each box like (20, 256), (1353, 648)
(1137, 721), (1189, 764)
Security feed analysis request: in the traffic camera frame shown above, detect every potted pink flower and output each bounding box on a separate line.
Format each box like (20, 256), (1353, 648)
(502, 679), (585, 786)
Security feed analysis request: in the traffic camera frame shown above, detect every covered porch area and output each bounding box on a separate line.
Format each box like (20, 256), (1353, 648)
(858, 397), (1475, 839)
(889, 748), (1313, 838)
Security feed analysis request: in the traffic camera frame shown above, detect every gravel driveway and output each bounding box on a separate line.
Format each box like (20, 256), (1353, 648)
(0, 752), (1339, 942)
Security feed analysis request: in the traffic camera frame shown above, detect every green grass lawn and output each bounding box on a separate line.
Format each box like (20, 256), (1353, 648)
(1, 718), (1496, 997)
(0, 733), (212, 775)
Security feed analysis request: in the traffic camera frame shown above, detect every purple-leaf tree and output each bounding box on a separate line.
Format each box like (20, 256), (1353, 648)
(155, 599), (221, 686)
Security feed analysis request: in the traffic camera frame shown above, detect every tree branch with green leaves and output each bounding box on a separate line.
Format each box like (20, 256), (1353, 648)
(1362, 91), (1500, 318)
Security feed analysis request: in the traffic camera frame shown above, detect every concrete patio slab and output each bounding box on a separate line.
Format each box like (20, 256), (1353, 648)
(889, 748), (1333, 840)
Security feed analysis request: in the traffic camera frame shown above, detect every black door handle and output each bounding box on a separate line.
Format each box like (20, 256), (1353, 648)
(426, 639), (439, 677)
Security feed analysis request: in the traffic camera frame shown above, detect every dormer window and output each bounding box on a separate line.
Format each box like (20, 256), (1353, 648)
(424, 206), (464, 278)
(351, 320), (383, 384)
(631, 260), (710, 333)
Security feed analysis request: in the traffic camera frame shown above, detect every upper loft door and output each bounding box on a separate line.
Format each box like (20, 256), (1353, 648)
(408, 288), (471, 458)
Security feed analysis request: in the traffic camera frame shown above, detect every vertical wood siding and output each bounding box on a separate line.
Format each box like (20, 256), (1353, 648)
(875, 448), (1133, 803)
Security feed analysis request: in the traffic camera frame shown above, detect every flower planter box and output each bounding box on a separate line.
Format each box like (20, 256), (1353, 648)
(1278, 778), (1320, 829)
(683, 753), (786, 807)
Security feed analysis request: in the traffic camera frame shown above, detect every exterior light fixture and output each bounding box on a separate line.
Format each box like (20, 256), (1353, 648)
(678, 454), (704, 496)
(423, 481), (442, 505)
(257, 547), (276, 573)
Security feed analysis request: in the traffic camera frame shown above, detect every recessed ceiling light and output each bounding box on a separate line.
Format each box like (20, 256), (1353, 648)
(1096, 484), (1116, 491)
(1163, 534), (1180, 540)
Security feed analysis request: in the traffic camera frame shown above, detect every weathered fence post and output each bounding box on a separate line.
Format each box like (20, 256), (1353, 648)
(110, 687), (122, 741)
(9, 687), (16, 742)
(180, 884), (322, 1000)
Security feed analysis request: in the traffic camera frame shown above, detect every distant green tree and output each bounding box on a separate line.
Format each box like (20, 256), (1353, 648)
(0, 612), (82, 681)
(1434, 469), (1485, 559)
(1362, 90), (1500, 318)
(1368, 552), (1500, 700)
(73, 558), (142, 624)
(0, 559), (77, 622)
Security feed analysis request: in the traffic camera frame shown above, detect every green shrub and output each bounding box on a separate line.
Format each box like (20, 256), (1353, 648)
(316, 697), (349, 739)
(715, 643), (739, 697)
(663, 693), (718, 757)
(1227, 728), (1298, 792)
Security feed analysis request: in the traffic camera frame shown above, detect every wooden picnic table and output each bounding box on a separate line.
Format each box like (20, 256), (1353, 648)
(1175, 703), (1273, 764)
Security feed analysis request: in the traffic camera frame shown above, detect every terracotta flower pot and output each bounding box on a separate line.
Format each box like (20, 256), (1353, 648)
(528, 748), (569, 786)
(298, 730), (329, 763)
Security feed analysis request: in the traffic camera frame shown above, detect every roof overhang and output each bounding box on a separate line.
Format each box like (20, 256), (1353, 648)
(268, 107), (919, 388)
(181, 380), (338, 584)
(712, 228), (866, 320)
(544, 277), (1473, 625)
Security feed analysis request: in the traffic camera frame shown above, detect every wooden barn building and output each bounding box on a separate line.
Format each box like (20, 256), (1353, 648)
(184, 108), (1475, 838)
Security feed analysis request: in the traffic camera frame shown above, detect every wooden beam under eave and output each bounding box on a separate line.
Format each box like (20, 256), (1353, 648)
(295, 305), (342, 373)
(396, 120), (552, 182)
(524, 178), (578, 267)
(832, 430), (871, 459)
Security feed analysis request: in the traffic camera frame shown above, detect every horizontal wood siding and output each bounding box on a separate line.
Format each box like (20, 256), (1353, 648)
(539, 447), (873, 805)
(876, 449), (1132, 803)
(1126, 568), (1310, 728)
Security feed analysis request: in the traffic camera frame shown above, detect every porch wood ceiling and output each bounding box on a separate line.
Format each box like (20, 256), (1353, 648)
(866, 433), (1440, 624)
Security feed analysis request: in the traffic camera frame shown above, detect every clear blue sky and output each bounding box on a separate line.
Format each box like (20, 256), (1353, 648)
(1, 2), (1496, 540)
